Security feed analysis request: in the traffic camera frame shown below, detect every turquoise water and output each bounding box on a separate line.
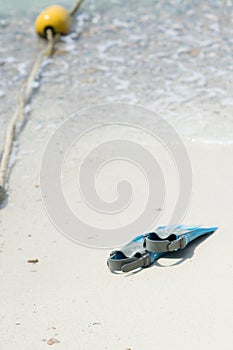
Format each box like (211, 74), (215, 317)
(0, 0), (110, 16)
(1, 0), (233, 144)
(0, 1), (73, 15)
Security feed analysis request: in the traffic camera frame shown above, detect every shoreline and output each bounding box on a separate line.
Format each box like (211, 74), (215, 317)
(1, 0), (233, 147)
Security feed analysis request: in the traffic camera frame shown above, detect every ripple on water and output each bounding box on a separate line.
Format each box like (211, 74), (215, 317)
(0, 0), (233, 144)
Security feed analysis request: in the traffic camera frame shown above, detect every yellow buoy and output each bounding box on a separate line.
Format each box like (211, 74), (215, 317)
(35, 5), (71, 38)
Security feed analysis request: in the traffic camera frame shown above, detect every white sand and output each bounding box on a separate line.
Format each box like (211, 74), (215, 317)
(0, 112), (232, 349)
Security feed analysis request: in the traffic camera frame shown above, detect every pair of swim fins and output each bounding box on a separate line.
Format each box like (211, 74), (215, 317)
(107, 225), (217, 273)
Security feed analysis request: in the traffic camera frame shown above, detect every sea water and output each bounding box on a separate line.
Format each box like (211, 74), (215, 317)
(0, 0), (233, 145)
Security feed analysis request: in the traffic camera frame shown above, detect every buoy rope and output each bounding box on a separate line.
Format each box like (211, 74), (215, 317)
(69, 0), (85, 16)
(0, 0), (85, 204)
(0, 30), (53, 193)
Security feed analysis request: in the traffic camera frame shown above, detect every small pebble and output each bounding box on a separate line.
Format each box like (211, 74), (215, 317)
(27, 258), (39, 264)
(47, 338), (60, 346)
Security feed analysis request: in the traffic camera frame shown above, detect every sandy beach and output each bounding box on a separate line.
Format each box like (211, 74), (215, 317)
(0, 131), (232, 349)
(0, 1), (233, 349)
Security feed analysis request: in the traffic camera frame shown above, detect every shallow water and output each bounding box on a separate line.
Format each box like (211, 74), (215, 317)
(0, 0), (73, 16)
(1, 0), (233, 145)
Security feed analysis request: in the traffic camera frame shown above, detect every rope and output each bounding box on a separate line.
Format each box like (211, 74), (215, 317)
(0, 32), (53, 196)
(69, 0), (85, 16)
(0, 0), (85, 205)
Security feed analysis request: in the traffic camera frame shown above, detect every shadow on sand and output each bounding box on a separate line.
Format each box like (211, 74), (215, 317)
(126, 234), (212, 276)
